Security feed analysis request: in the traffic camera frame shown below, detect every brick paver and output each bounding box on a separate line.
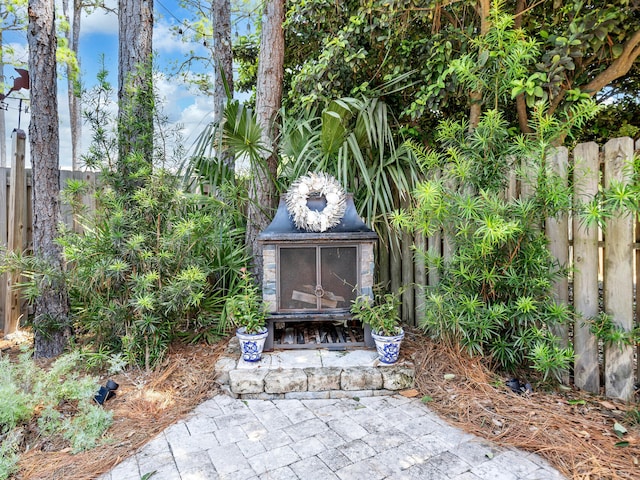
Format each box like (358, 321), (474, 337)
(98, 394), (565, 479)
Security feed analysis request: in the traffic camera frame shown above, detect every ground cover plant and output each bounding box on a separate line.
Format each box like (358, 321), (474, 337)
(0, 348), (113, 480)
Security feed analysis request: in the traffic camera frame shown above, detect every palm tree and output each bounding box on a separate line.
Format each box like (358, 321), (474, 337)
(278, 95), (422, 241)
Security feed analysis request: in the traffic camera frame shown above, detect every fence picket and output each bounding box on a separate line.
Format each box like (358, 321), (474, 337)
(546, 147), (570, 383)
(572, 142), (601, 393)
(4, 130), (27, 335)
(414, 232), (426, 326)
(603, 138), (635, 400)
(0, 167), (7, 329)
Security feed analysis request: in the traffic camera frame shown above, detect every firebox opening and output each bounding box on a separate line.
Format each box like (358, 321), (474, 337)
(271, 320), (366, 349)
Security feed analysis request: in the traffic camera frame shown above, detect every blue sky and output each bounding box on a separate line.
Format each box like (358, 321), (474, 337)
(2, 0), (251, 169)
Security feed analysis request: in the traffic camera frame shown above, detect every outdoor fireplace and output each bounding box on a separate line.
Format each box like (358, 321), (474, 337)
(258, 192), (377, 351)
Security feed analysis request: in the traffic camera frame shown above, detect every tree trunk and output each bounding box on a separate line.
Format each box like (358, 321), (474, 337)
(28, 0), (71, 357)
(469, 0), (491, 130)
(513, 0), (532, 134)
(66, 0), (82, 171)
(212, 0), (234, 167)
(212, 0), (233, 123)
(246, 0), (284, 281)
(118, 0), (154, 173)
(62, 0), (82, 171)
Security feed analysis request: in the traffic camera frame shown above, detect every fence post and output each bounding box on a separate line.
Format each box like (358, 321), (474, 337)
(4, 129), (27, 335)
(603, 137), (635, 401)
(572, 142), (600, 393)
(401, 228), (414, 325)
(414, 232), (426, 326)
(545, 147), (569, 383)
(0, 166), (7, 331)
(636, 138), (640, 386)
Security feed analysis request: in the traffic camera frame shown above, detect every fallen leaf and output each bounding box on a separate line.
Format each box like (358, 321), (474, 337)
(399, 388), (419, 398)
(613, 422), (628, 438)
(600, 400), (618, 410)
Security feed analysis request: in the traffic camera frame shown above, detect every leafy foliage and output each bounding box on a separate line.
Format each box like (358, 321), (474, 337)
(0, 350), (112, 479)
(53, 70), (250, 370)
(224, 268), (267, 334)
(350, 291), (402, 337)
(587, 312), (640, 350)
(281, 0), (640, 141)
(392, 102), (600, 378)
(59, 170), (247, 370)
(278, 92), (422, 248)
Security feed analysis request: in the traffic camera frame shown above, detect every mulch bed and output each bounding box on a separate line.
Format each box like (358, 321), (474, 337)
(404, 330), (640, 479)
(6, 330), (640, 479)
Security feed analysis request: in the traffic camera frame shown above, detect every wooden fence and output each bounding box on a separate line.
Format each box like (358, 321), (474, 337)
(2, 135), (640, 399)
(379, 137), (640, 400)
(1, 131), (97, 334)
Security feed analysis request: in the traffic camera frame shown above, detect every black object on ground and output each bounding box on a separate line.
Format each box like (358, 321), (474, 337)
(95, 379), (119, 405)
(506, 378), (532, 395)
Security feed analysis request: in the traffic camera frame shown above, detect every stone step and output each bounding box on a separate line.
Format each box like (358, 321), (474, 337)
(215, 338), (415, 400)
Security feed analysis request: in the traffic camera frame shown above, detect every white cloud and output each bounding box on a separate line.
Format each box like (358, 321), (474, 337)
(154, 72), (213, 151)
(154, 20), (192, 55)
(177, 97), (214, 132)
(80, 1), (118, 37)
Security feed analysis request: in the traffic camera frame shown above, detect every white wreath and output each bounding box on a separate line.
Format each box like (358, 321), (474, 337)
(285, 172), (347, 232)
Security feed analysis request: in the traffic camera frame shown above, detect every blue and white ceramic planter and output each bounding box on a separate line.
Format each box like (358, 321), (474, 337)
(236, 327), (269, 362)
(371, 328), (405, 364)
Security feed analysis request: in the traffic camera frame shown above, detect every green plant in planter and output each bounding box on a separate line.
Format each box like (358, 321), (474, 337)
(350, 292), (402, 337)
(225, 269), (267, 335)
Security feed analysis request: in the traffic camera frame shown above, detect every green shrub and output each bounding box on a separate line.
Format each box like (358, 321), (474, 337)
(59, 169), (248, 370)
(0, 433), (20, 480)
(52, 69), (251, 370)
(392, 107), (594, 380)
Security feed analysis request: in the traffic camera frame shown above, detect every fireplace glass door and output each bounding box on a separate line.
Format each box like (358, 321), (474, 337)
(278, 245), (358, 312)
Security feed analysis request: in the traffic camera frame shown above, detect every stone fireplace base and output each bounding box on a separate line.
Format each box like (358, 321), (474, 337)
(215, 337), (415, 400)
